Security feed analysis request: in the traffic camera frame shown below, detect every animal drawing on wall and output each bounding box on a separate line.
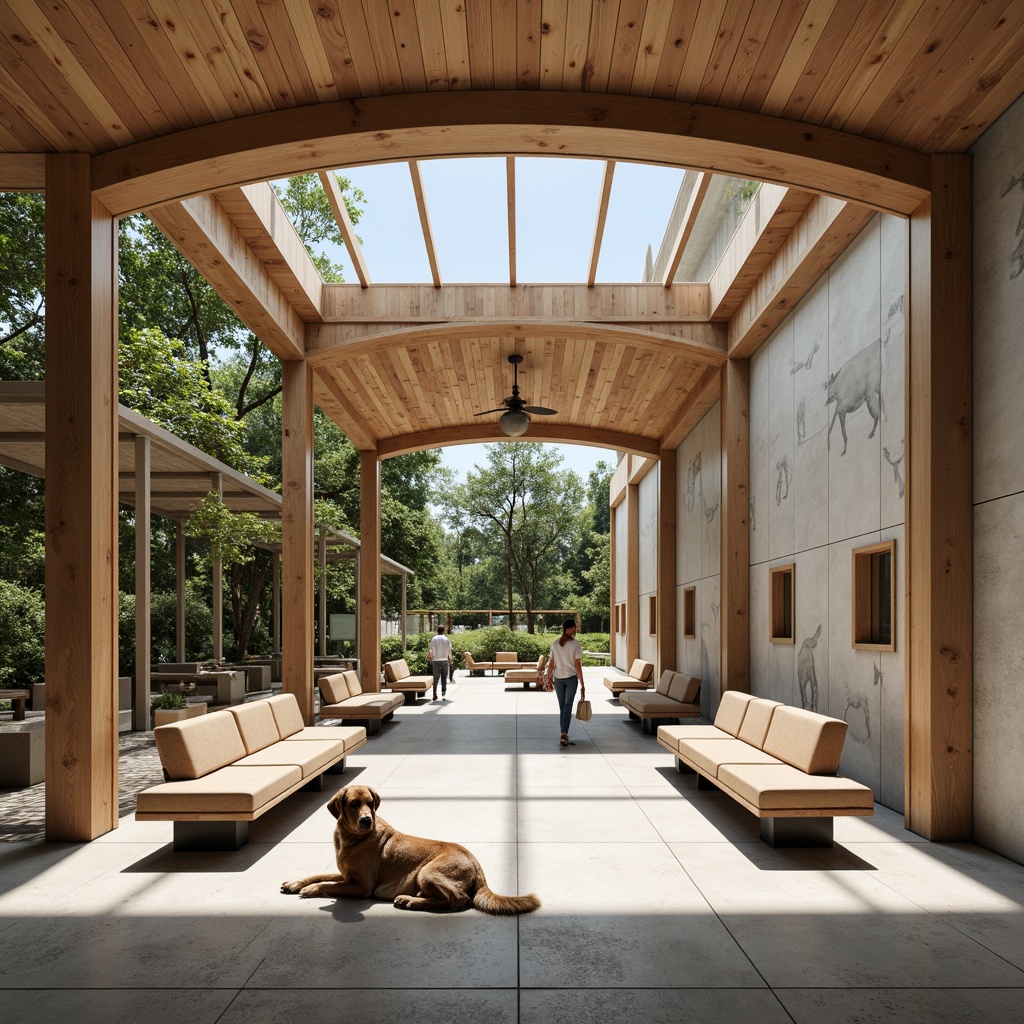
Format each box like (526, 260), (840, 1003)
(775, 454), (790, 506)
(791, 341), (821, 375)
(1002, 165), (1024, 279)
(797, 624), (822, 712)
(796, 397), (806, 445)
(685, 450), (718, 524)
(843, 684), (872, 742)
(824, 339), (883, 455)
(749, 494), (757, 532)
(883, 440), (905, 498)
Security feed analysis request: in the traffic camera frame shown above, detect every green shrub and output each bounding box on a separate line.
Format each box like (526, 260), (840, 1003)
(0, 579), (46, 686)
(150, 692), (188, 710)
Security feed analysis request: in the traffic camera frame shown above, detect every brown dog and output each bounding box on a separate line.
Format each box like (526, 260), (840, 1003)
(281, 785), (540, 915)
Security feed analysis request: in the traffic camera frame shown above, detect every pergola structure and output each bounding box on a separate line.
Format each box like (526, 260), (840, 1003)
(0, 1), (1020, 845)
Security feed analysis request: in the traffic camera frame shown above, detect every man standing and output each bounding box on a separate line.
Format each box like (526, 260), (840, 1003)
(429, 625), (453, 701)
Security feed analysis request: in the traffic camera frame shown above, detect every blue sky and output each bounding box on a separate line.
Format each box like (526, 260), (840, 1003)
(318, 157), (683, 483)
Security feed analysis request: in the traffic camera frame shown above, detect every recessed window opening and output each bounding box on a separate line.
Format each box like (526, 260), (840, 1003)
(683, 586), (696, 639)
(853, 541), (896, 651)
(648, 595), (657, 635)
(769, 565), (795, 644)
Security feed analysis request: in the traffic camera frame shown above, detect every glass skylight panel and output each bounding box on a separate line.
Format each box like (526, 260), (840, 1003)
(596, 163), (684, 282)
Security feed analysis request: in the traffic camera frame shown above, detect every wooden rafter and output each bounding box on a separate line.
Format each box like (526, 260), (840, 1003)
(588, 161), (615, 287)
(506, 157), (517, 287)
(408, 160), (442, 288)
(318, 170), (371, 288)
(662, 172), (712, 287)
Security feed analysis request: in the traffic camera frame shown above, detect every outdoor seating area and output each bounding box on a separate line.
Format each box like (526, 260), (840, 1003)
(317, 671), (404, 735)
(504, 655), (547, 689)
(620, 672), (702, 733)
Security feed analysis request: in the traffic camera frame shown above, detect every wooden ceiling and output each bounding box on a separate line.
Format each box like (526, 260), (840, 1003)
(2, 1), (1022, 460)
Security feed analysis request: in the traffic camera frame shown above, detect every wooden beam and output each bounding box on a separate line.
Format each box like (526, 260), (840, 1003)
(408, 160), (441, 287)
(377, 423), (658, 460)
(609, 502), (617, 665)
(281, 360), (315, 724)
(627, 482), (639, 665)
(720, 359), (750, 696)
(90, 92), (931, 218)
(134, 436), (151, 732)
(506, 157), (517, 286)
(318, 170), (370, 287)
(610, 457), (629, 507)
(587, 161), (615, 287)
(0, 153), (45, 190)
(906, 155), (973, 842)
(662, 172), (711, 287)
(148, 194), (305, 361)
(360, 451), (381, 693)
(211, 473), (223, 663)
(661, 364), (723, 449)
(311, 372), (378, 452)
(44, 154), (118, 841)
(628, 455), (657, 484)
(728, 196), (875, 359)
(657, 448), (677, 678)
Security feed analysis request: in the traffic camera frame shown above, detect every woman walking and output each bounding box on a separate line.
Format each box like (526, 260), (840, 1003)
(547, 618), (585, 748)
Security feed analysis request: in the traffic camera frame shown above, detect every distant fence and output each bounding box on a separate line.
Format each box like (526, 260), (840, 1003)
(404, 609), (579, 634)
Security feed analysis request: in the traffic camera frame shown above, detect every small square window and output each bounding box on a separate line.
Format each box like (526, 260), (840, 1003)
(853, 540), (895, 651)
(682, 586), (696, 639)
(769, 564), (795, 644)
(648, 595), (657, 635)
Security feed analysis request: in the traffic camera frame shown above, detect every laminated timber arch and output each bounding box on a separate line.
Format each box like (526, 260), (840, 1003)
(90, 92), (930, 218)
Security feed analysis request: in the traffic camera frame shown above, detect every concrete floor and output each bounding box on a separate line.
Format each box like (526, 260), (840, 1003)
(2, 667), (1024, 1024)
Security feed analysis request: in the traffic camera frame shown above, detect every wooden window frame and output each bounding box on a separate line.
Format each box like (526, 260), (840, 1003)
(682, 586), (696, 639)
(648, 594), (657, 636)
(852, 540), (896, 652)
(769, 564), (795, 644)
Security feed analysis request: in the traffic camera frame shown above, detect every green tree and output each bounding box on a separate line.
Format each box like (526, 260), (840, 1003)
(0, 191), (45, 379)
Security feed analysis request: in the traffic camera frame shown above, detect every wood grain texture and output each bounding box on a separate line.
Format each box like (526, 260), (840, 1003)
(360, 450), (382, 693)
(657, 448), (677, 676)
(627, 482), (640, 665)
(134, 436), (151, 732)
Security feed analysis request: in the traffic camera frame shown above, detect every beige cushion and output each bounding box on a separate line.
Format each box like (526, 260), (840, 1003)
(388, 675), (432, 689)
(495, 652), (517, 664)
(735, 698), (783, 748)
(654, 670), (675, 695)
(628, 658), (654, 682)
(718, 763), (875, 811)
(319, 673), (348, 705)
(154, 711), (247, 780)
(762, 706), (848, 775)
(266, 694), (305, 739)
(678, 738), (783, 777)
(668, 674), (701, 704)
(657, 723), (732, 751)
(320, 693), (403, 719)
(285, 725), (366, 751)
(713, 691), (757, 737)
(236, 738), (345, 777)
(227, 701), (281, 754)
(385, 659), (410, 682)
(342, 670), (363, 697)
(621, 691), (701, 717)
(136, 764), (301, 814)
(505, 668), (539, 683)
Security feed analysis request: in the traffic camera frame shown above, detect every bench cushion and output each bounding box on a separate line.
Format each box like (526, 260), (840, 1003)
(762, 706), (848, 775)
(494, 652), (518, 665)
(735, 698), (783, 748)
(667, 674), (700, 704)
(713, 691), (757, 737)
(677, 737), (783, 777)
(154, 711), (247, 780)
(387, 675), (432, 689)
(236, 738), (346, 777)
(319, 673), (349, 705)
(285, 725), (366, 751)
(136, 764), (301, 814)
(654, 670), (675, 695)
(718, 763), (875, 811)
(384, 659), (410, 682)
(227, 701), (281, 754)
(627, 659), (654, 682)
(657, 724), (732, 751)
(266, 694), (305, 739)
(320, 693), (403, 719)
(342, 670), (363, 697)
(620, 691), (701, 717)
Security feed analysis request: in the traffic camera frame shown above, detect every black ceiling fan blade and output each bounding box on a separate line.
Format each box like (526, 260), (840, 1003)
(473, 407), (507, 416)
(522, 405), (557, 415)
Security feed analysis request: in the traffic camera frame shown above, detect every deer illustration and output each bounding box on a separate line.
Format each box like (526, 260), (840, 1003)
(797, 624), (821, 712)
(824, 339), (883, 455)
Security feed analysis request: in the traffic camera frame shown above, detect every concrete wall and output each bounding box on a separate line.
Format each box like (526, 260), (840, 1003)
(971, 88), (1024, 864)
(613, 498), (628, 670)
(638, 470), (659, 666)
(675, 404), (722, 719)
(748, 215), (906, 811)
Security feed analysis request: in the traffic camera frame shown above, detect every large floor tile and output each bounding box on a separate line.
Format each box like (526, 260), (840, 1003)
(520, 989), (793, 1024)
(516, 787), (661, 843)
(3, 989), (236, 1024)
(777, 987), (1024, 1023)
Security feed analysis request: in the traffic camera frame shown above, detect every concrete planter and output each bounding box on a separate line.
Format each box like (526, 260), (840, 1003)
(152, 704), (207, 729)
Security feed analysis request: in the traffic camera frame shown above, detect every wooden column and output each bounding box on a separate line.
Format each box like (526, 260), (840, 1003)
(906, 154), (973, 841)
(134, 436), (151, 732)
(720, 359), (750, 694)
(609, 503), (617, 664)
(281, 360), (315, 723)
(359, 450), (381, 692)
(44, 154), (119, 841)
(657, 449), (677, 677)
(211, 472), (223, 662)
(175, 520), (186, 662)
(318, 526), (328, 657)
(401, 573), (408, 655)
(271, 550), (281, 656)
(626, 482), (639, 665)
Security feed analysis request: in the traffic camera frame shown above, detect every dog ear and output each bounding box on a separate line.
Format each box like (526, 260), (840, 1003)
(327, 788), (347, 820)
(369, 787), (381, 811)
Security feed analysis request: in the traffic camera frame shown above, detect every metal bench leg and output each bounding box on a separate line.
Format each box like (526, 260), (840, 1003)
(403, 691), (417, 705)
(696, 774), (717, 791)
(173, 820), (249, 851)
(326, 757), (347, 775)
(301, 773), (324, 792)
(760, 816), (833, 848)
(676, 757), (695, 775)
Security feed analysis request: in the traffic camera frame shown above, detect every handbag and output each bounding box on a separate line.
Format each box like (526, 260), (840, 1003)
(575, 698), (592, 721)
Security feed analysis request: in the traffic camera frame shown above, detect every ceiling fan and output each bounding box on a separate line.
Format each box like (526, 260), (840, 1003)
(474, 354), (557, 437)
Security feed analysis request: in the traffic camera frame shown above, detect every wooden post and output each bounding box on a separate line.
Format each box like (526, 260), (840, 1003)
(721, 359), (750, 694)
(175, 520), (186, 662)
(657, 449), (677, 677)
(627, 482), (639, 664)
(318, 526), (327, 657)
(609, 503), (617, 664)
(906, 154), (973, 841)
(211, 472), (223, 662)
(360, 450), (381, 692)
(134, 436), (151, 732)
(44, 154), (119, 841)
(401, 573), (408, 655)
(281, 360), (315, 722)
(271, 550), (281, 656)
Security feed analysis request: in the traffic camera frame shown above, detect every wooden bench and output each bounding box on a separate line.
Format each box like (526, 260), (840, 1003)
(318, 671), (405, 734)
(657, 691), (874, 848)
(602, 658), (654, 696)
(0, 688), (29, 721)
(504, 655), (547, 689)
(461, 651), (495, 676)
(620, 671), (701, 733)
(136, 693), (366, 850)
(383, 658), (435, 703)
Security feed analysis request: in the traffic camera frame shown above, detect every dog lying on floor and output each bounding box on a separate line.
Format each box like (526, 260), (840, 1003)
(281, 785), (541, 915)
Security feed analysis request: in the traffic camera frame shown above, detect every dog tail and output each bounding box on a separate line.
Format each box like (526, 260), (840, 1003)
(473, 885), (541, 916)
